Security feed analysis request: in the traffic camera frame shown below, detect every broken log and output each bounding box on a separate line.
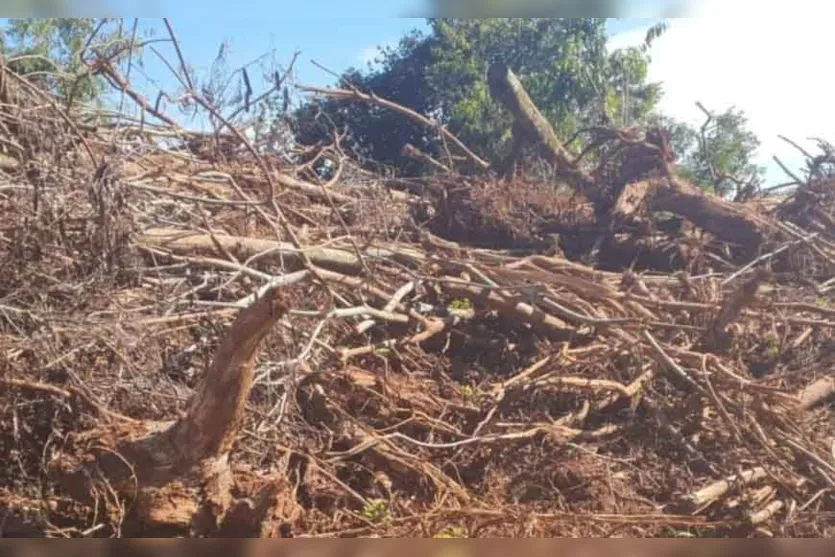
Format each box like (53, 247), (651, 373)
(648, 177), (776, 248)
(683, 467), (768, 509)
(487, 62), (597, 197)
(800, 377), (835, 411)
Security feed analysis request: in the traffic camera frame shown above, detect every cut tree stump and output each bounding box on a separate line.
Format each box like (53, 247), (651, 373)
(52, 287), (299, 537)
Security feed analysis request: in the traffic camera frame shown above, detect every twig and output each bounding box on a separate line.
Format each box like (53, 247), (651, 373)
(778, 135), (814, 161)
(773, 155), (804, 185)
(2, 378), (137, 424)
(0, 65), (98, 165)
(355, 281), (415, 335)
(642, 331), (703, 393)
(162, 19), (195, 92)
(722, 234), (817, 286)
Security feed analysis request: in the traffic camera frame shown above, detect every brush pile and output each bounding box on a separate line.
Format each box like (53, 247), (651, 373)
(2, 48), (835, 538)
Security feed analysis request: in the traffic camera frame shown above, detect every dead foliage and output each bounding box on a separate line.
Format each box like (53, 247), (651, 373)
(2, 38), (835, 539)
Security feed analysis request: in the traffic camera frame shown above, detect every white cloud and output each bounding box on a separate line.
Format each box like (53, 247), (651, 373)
(357, 41), (397, 69)
(358, 45), (381, 67)
(610, 15), (835, 184)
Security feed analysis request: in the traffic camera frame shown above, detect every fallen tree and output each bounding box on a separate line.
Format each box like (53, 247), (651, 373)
(486, 62), (782, 251)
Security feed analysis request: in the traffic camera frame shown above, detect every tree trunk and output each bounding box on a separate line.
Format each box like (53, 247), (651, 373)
(487, 63), (597, 197)
(54, 287), (297, 535)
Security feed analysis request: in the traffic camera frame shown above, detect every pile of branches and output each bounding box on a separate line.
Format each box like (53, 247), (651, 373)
(2, 38), (835, 539)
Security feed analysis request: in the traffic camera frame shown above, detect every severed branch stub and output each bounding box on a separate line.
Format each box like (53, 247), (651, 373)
(54, 287), (293, 535)
(705, 267), (771, 352)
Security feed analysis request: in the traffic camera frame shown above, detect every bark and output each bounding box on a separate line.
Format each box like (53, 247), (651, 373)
(54, 287), (296, 534)
(138, 227), (426, 275)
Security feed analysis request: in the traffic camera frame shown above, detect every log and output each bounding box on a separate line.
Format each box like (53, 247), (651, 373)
(487, 63), (596, 196)
(137, 227), (425, 275)
(800, 377), (835, 411)
(683, 467), (767, 509)
(274, 172), (357, 205)
(649, 177), (775, 247)
(54, 287), (298, 535)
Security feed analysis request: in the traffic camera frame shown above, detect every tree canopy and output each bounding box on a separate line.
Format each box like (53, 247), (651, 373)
(0, 17), (765, 196)
(652, 106), (763, 198)
(0, 18), (134, 107)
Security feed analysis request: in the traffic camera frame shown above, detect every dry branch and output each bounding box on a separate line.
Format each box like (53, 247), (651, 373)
(684, 468), (768, 509)
(299, 84), (490, 171)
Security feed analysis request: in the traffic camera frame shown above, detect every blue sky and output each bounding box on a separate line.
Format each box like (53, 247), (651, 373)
(126, 17), (660, 128)
(138, 15), (432, 90)
(136, 16), (656, 90)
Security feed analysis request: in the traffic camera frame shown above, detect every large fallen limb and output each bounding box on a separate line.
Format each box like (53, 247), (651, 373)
(649, 177), (777, 247)
(487, 63), (596, 195)
(137, 228), (425, 275)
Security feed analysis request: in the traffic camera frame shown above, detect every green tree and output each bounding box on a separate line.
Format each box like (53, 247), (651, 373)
(294, 18), (661, 175)
(0, 18), (130, 106)
(653, 106), (763, 198)
(293, 29), (441, 174)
